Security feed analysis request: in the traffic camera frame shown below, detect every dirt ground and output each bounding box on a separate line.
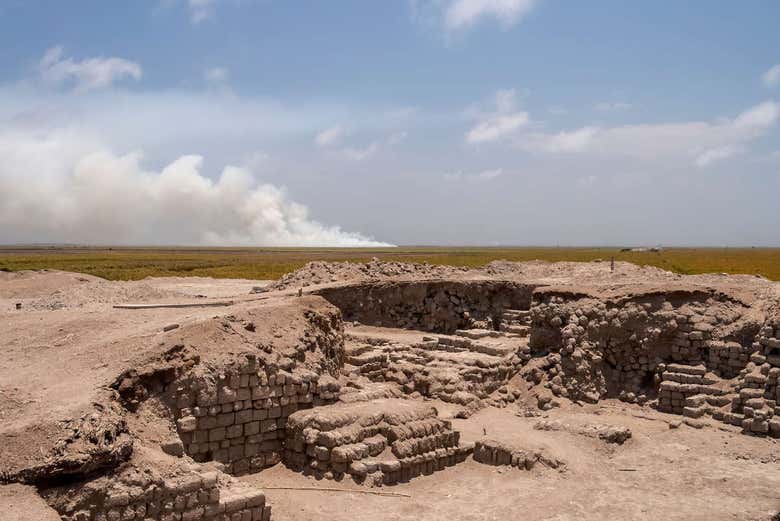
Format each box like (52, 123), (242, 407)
(2, 264), (779, 521)
(245, 403), (780, 521)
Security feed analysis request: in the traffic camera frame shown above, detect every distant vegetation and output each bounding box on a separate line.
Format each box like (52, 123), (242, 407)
(1, 246), (779, 281)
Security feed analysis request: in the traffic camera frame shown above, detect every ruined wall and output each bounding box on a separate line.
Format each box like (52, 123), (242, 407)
(173, 360), (342, 475)
(108, 298), (348, 477)
(283, 400), (471, 485)
(44, 465), (270, 521)
(316, 280), (536, 333)
(526, 287), (759, 403)
(472, 439), (563, 470)
(723, 319), (780, 436)
(345, 335), (521, 405)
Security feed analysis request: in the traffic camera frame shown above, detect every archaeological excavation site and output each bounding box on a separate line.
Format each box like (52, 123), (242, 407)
(2, 259), (780, 521)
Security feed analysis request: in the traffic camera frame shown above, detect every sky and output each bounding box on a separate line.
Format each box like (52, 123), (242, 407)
(0, 0), (779, 247)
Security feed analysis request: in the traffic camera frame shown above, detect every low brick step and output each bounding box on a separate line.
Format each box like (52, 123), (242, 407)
(683, 405), (709, 419)
(744, 372), (768, 385)
(659, 381), (728, 397)
(706, 395), (732, 407)
(501, 309), (530, 318)
(722, 411), (745, 426)
(454, 329), (502, 340)
(662, 371), (715, 385)
(498, 324), (530, 337)
(666, 363), (707, 376)
(347, 352), (387, 367)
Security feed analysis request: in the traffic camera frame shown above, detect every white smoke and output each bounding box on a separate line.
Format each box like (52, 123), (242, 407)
(0, 130), (393, 246)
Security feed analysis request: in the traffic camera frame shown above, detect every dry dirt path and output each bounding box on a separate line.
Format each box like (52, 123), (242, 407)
(244, 405), (780, 521)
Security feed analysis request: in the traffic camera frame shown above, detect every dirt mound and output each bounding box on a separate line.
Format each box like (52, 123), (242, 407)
(0, 270), (190, 311)
(0, 270), (104, 299)
(4, 264), (780, 520)
(269, 259), (469, 290)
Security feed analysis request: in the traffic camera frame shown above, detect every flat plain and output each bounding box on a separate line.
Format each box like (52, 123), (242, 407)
(1, 246), (779, 281)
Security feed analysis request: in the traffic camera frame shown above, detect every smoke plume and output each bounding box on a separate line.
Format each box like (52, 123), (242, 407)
(0, 130), (392, 247)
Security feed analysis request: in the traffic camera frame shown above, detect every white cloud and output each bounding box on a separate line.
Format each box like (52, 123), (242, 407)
(341, 141), (380, 161)
(315, 125), (345, 147)
(467, 113), (528, 143)
(733, 100), (779, 129)
(38, 46), (142, 92)
(477, 168), (503, 180)
(317, 129), (407, 161)
(695, 145), (744, 168)
(0, 129), (392, 246)
(387, 131), (408, 145)
(524, 126), (599, 152)
(442, 168), (503, 182)
(762, 64), (780, 88)
(204, 67), (229, 84)
(594, 101), (632, 111)
(188, 0), (217, 23)
(520, 101), (779, 165)
(466, 89), (529, 144)
(445, 0), (535, 30)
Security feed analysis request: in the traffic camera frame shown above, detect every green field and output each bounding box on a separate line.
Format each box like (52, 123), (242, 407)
(0, 246), (779, 281)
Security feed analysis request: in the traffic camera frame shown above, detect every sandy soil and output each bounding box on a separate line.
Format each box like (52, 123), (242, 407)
(2, 265), (779, 520)
(0, 484), (61, 520)
(246, 404), (780, 521)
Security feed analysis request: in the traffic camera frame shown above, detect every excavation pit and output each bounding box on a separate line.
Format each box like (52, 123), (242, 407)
(2, 261), (780, 521)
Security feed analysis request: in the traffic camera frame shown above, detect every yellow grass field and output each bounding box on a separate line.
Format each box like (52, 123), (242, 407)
(1, 246), (779, 281)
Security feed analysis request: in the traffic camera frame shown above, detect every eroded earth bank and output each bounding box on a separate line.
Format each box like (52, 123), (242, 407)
(1, 260), (779, 521)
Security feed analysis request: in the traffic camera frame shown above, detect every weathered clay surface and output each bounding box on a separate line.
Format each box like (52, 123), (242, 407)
(2, 261), (780, 521)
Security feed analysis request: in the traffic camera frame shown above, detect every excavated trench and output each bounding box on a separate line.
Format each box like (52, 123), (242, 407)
(314, 279), (537, 333)
(10, 278), (780, 521)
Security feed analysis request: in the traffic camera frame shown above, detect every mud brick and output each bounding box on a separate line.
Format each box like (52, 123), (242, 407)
(210, 427), (227, 442)
(177, 416), (197, 432)
(192, 430), (209, 443)
(252, 386), (271, 400)
(198, 415), (218, 430)
(244, 421), (260, 436)
(244, 443), (260, 457)
(228, 445), (244, 460)
(261, 419), (277, 433)
(235, 409), (254, 424)
(227, 424), (244, 438)
(220, 387), (238, 404)
(217, 412), (235, 427)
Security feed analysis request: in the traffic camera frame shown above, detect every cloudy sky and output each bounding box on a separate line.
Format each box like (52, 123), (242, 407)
(1, 1), (779, 246)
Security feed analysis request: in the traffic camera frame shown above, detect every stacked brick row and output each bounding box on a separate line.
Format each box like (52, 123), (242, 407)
(316, 280), (533, 333)
(284, 399), (472, 486)
(721, 323), (780, 436)
(657, 363), (726, 414)
(174, 357), (340, 475)
(55, 471), (270, 521)
(343, 334), (521, 405)
(473, 439), (548, 470)
(498, 308), (532, 337)
(528, 291), (750, 403)
(706, 341), (757, 378)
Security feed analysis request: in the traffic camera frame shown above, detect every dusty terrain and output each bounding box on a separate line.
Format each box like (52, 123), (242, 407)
(1, 261), (779, 520)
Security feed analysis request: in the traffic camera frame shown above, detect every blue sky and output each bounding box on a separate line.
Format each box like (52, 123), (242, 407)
(0, 1), (779, 246)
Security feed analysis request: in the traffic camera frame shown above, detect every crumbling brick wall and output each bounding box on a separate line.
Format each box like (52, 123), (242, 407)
(316, 280), (536, 333)
(173, 357), (342, 475)
(527, 287), (757, 403)
(44, 467), (270, 521)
